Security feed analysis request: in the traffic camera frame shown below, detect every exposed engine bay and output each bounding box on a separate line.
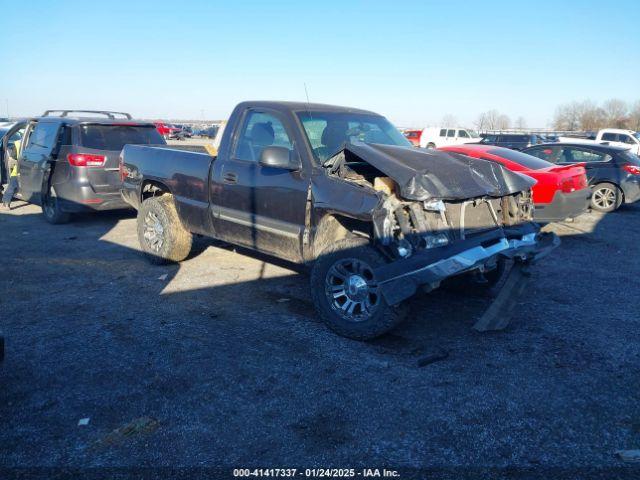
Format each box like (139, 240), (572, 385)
(323, 143), (535, 261)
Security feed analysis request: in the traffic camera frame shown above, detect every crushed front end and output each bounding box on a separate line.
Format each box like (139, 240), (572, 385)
(324, 143), (560, 306)
(371, 190), (558, 304)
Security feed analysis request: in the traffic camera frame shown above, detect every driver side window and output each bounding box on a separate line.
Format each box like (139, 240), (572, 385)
(234, 112), (293, 162)
(23, 122), (59, 155)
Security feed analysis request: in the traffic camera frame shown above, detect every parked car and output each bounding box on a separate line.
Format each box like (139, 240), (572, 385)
(1, 121), (27, 185)
(154, 121), (181, 140)
(419, 127), (480, 149)
(477, 133), (545, 150)
(523, 143), (640, 212)
(16, 110), (166, 223)
(402, 129), (422, 146)
(559, 128), (640, 156)
(199, 126), (219, 139)
(440, 145), (589, 223)
(120, 101), (557, 340)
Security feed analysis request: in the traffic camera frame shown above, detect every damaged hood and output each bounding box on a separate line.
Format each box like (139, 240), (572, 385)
(339, 142), (536, 201)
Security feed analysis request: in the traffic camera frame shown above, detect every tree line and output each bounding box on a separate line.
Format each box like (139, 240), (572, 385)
(552, 99), (640, 131)
(440, 99), (640, 132)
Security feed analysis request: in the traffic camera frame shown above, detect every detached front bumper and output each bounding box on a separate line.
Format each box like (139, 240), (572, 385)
(374, 224), (560, 305)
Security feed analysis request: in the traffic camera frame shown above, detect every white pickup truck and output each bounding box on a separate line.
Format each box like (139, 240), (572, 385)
(560, 128), (640, 155)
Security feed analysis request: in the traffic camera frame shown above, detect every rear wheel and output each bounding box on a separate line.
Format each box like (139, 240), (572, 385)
(310, 238), (406, 340)
(137, 194), (192, 264)
(590, 182), (622, 212)
(41, 184), (71, 224)
(426, 142), (436, 149)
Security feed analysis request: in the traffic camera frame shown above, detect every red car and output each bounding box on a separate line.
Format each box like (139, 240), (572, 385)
(403, 129), (422, 146)
(440, 144), (590, 223)
(154, 121), (181, 139)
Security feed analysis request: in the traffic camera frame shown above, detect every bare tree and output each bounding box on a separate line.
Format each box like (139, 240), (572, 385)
(441, 114), (458, 127)
(474, 112), (488, 131)
(602, 98), (629, 128)
(515, 116), (527, 129)
(496, 114), (511, 130)
(629, 100), (640, 131)
(579, 101), (606, 131)
(553, 101), (582, 130)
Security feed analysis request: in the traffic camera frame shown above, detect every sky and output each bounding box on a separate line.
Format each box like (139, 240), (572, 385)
(1, 0), (639, 128)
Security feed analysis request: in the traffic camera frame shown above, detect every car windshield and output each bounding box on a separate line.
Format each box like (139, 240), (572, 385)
(297, 111), (411, 163)
(467, 130), (480, 138)
(633, 132), (640, 140)
(79, 124), (164, 150)
(487, 147), (553, 170)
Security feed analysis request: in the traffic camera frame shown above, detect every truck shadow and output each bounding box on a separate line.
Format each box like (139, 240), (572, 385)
(2, 200), (635, 354)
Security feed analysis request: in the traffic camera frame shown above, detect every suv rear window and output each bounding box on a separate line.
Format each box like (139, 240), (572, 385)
(79, 124), (164, 150)
(487, 148), (553, 170)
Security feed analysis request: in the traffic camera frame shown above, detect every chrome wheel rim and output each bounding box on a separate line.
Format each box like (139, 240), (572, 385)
(593, 187), (616, 209)
(325, 258), (380, 321)
(143, 211), (165, 252)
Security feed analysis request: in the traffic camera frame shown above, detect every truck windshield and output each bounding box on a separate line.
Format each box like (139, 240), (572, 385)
(79, 124), (165, 150)
(297, 111), (411, 162)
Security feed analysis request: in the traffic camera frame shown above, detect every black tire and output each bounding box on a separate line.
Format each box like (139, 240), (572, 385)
(426, 142), (436, 149)
(310, 238), (406, 340)
(41, 184), (71, 224)
(590, 182), (622, 213)
(137, 195), (192, 264)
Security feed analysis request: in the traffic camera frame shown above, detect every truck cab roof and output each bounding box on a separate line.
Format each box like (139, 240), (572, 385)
(236, 100), (378, 116)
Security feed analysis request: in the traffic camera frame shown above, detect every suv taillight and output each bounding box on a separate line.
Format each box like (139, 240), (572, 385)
(67, 153), (106, 167)
(622, 164), (640, 175)
(119, 154), (126, 182)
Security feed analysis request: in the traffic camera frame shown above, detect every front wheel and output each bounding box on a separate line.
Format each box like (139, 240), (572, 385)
(42, 184), (71, 224)
(137, 195), (193, 264)
(590, 182), (622, 212)
(310, 238), (406, 340)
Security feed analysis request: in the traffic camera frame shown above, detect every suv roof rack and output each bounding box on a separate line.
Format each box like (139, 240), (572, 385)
(42, 110), (132, 120)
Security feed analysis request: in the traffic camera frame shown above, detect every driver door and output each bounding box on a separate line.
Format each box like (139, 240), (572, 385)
(211, 109), (309, 261)
(18, 121), (62, 204)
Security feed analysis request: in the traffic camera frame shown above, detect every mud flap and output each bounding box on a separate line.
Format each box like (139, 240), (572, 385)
(473, 262), (530, 332)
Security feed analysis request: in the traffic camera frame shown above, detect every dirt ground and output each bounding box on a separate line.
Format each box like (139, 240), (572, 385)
(1, 200), (639, 478)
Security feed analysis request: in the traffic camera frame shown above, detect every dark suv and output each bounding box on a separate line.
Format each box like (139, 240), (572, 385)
(16, 110), (165, 223)
(479, 134), (544, 150)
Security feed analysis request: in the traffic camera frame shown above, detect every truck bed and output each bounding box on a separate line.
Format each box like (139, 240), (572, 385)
(121, 144), (214, 215)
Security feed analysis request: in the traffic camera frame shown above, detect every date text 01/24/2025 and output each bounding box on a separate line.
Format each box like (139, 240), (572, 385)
(233, 468), (401, 478)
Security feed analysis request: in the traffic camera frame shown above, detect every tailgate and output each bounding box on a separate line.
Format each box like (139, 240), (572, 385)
(81, 148), (122, 193)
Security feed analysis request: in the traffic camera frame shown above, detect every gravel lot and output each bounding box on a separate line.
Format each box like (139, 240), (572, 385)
(1, 200), (639, 478)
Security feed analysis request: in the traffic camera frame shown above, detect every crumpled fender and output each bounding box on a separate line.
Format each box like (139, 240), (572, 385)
(310, 172), (380, 220)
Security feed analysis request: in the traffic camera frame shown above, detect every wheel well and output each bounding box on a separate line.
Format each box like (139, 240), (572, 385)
(141, 180), (170, 201)
(312, 214), (372, 258)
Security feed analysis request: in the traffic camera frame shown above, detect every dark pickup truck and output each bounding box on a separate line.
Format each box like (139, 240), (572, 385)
(120, 101), (558, 339)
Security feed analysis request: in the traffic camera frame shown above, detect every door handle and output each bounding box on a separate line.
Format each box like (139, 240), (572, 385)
(223, 172), (238, 184)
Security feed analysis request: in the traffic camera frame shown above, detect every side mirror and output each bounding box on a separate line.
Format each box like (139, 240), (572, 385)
(259, 146), (300, 170)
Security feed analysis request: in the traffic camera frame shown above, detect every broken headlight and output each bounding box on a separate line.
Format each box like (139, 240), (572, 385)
(423, 233), (449, 249)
